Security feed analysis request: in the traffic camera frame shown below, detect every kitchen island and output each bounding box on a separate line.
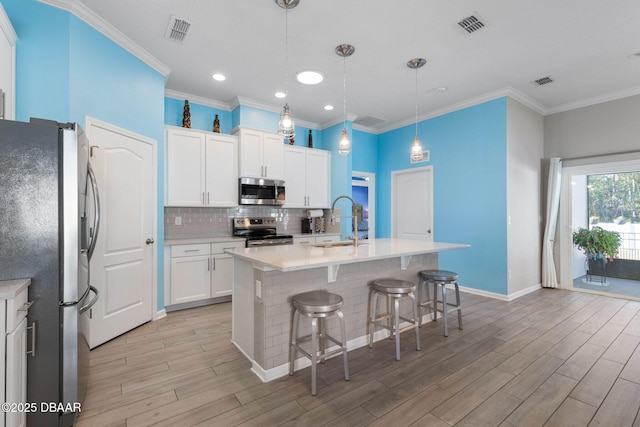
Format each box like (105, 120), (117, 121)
(226, 238), (470, 382)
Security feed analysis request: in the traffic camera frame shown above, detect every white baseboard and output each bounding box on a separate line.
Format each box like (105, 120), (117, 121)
(457, 283), (541, 302)
(154, 309), (167, 321)
(245, 322), (423, 383)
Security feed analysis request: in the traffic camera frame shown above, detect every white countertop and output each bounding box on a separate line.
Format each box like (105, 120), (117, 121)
(225, 238), (470, 272)
(0, 278), (31, 299)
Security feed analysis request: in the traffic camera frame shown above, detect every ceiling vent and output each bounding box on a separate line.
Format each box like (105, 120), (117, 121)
(165, 16), (192, 42)
(353, 116), (387, 127)
(533, 76), (554, 86)
(457, 14), (486, 34)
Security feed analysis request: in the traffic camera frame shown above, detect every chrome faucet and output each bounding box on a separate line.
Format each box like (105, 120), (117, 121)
(331, 195), (359, 247)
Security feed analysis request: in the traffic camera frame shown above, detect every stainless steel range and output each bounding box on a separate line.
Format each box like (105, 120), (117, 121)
(233, 217), (294, 247)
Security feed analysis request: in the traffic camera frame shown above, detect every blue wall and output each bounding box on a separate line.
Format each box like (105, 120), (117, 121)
(164, 98), (232, 134)
(377, 98), (508, 294)
(352, 129), (377, 173)
(5, 0), (167, 310)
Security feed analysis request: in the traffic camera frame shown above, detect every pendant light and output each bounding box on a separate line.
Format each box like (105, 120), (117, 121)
(336, 44), (355, 155)
(407, 58), (426, 162)
(275, 0), (299, 138)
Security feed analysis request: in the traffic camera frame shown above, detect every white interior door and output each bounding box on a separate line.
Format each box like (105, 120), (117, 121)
(392, 166), (433, 241)
(83, 118), (156, 348)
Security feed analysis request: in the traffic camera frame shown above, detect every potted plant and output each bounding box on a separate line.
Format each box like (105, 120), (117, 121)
(572, 226), (621, 261)
(572, 226), (621, 283)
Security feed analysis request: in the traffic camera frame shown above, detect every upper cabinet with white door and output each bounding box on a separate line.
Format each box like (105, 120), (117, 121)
(234, 127), (284, 180)
(284, 146), (331, 208)
(0, 3), (17, 120)
(165, 126), (238, 207)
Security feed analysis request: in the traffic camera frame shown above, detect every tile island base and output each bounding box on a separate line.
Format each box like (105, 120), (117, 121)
(228, 239), (469, 382)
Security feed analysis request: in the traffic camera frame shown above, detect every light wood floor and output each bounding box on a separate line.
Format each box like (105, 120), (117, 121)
(75, 288), (640, 426)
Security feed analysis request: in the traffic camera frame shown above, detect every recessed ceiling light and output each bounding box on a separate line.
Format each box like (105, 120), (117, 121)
(212, 73), (226, 81)
(323, 105), (334, 111)
(435, 87), (447, 92)
(275, 91), (286, 99)
(296, 70), (324, 85)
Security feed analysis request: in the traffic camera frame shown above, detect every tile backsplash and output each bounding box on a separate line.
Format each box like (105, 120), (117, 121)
(164, 206), (335, 239)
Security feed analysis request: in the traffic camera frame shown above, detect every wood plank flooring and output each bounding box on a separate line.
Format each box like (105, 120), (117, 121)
(74, 289), (640, 426)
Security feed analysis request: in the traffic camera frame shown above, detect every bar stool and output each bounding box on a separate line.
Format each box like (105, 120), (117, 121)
(289, 291), (349, 396)
(418, 270), (463, 337)
(368, 279), (421, 361)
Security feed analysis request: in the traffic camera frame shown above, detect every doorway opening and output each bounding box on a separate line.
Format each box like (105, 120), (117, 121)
(561, 159), (640, 299)
(352, 171), (375, 240)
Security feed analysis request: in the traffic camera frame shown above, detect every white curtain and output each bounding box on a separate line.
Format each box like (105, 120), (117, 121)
(542, 158), (563, 288)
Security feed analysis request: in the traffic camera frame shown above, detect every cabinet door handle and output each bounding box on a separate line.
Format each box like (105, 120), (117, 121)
(265, 166), (268, 177)
(27, 321), (36, 357)
(207, 192), (210, 204)
(261, 165), (264, 177)
(208, 258), (210, 271)
(213, 258), (216, 271)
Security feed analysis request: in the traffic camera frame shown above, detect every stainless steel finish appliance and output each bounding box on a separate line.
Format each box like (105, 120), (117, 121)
(239, 177), (285, 206)
(233, 217), (293, 247)
(0, 118), (100, 426)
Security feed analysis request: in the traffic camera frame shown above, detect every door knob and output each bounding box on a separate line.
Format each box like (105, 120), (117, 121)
(146, 238), (155, 244)
(427, 229), (432, 234)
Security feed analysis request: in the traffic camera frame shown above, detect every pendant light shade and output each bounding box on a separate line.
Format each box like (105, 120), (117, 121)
(407, 58), (426, 162)
(336, 44), (355, 156)
(275, 0), (298, 138)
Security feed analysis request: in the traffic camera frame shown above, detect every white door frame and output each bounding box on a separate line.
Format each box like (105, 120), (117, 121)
(352, 170), (375, 239)
(391, 166), (433, 239)
(559, 158), (640, 289)
(84, 116), (158, 320)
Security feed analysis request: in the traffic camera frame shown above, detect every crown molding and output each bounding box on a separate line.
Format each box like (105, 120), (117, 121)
(375, 87), (547, 134)
(0, 3), (17, 45)
(38, 0), (171, 77)
(545, 85), (640, 115)
(165, 89), (231, 111)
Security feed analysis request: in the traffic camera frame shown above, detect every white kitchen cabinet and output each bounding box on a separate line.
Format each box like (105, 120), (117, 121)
(234, 127), (284, 180)
(1, 279), (31, 427)
(284, 146), (330, 208)
(170, 244), (211, 304)
(167, 241), (244, 308)
(0, 4), (17, 121)
(211, 242), (243, 297)
(165, 126), (238, 207)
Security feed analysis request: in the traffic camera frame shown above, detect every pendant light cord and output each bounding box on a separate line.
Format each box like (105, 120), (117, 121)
(343, 54), (347, 128)
(284, 7), (289, 99)
(415, 66), (418, 137)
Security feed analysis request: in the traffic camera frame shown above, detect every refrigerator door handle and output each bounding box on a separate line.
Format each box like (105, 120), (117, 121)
(79, 285), (99, 314)
(87, 162), (101, 261)
(61, 284), (91, 307)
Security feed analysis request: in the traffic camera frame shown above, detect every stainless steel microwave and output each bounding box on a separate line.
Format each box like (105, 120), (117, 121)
(239, 177), (285, 206)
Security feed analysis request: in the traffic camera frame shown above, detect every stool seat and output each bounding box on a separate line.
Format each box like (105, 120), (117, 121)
(293, 291), (343, 314)
(419, 270), (458, 282)
(372, 279), (416, 295)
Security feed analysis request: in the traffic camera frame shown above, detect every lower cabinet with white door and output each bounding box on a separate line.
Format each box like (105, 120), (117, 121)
(165, 240), (244, 311)
(1, 278), (32, 427)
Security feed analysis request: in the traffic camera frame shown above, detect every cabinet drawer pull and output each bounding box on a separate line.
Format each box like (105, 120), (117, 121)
(184, 249), (200, 253)
(18, 301), (34, 312)
(27, 321), (36, 357)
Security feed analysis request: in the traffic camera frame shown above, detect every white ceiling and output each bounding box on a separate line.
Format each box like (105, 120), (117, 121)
(75, 0), (640, 132)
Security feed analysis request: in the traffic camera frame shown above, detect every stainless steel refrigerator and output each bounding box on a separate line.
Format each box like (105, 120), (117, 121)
(0, 118), (100, 426)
